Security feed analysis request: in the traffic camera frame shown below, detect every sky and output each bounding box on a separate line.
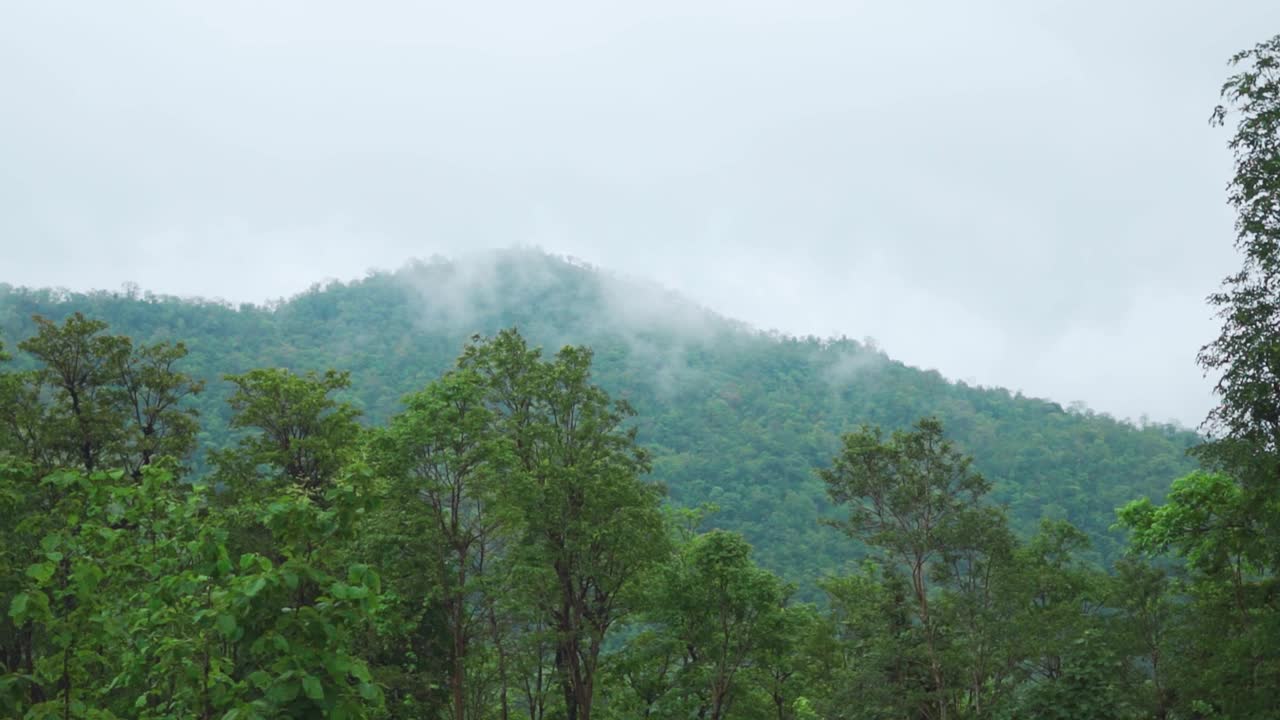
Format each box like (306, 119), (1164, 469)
(2, 1), (1278, 426)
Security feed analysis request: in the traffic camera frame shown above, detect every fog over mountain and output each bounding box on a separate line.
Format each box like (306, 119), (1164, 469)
(0, 247), (1205, 589)
(4, 1), (1279, 425)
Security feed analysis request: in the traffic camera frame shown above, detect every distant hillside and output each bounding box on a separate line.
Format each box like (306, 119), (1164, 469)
(0, 249), (1200, 590)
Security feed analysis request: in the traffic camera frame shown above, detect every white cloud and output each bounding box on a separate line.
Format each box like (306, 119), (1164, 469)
(1, 0), (1273, 425)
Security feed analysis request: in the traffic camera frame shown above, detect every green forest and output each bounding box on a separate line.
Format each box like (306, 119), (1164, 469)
(1, 33), (1279, 720)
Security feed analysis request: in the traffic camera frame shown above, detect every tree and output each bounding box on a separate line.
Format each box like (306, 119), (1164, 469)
(1006, 521), (1109, 711)
(933, 505), (1019, 716)
(0, 317), (205, 717)
(460, 329), (669, 720)
(213, 368), (361, 501)
(2, 462), (385, 720)
(0, 356), (51, 469)
(1009, 629), (1138, 720)
(18, 314), (129, 474)
(751, 603), (825, 720)
(819, 417), (991, 720)
(4, 465), (127, 718)
(1119, 471), (1279, 716)
(373, 367), (513, 720)
(646, 530), (789, 720)
(196, 364), (386, 718)
(817, 562), (925, 720)
(4, 314), (202, 477)
(1106, 558), (1176, 720)
(1200, 34), (1280, 462)
(1120, 34), (1280, 718)
(113, 339), (204, 477)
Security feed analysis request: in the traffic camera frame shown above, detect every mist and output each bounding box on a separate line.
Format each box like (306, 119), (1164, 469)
(3, 0), (1277, 424)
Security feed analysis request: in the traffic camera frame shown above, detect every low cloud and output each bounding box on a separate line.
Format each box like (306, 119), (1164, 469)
(1, 0), (1269, 424)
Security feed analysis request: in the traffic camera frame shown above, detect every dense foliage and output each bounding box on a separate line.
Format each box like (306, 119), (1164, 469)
(0, 251), (1199, 592)
(0, 320), (1189, 720)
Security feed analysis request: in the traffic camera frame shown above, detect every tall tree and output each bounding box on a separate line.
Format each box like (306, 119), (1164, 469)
(113, 339), (204, 478)
(460, 329), (669, 720)
(1200, 34), (1280, 463)
(819, 417), (991, 720)
(1119, 471), (1277, 717)
(1106, 558), (1176, 720)
(1121, 34), (1280, 719)
(648, 530), (789, 720)
(0, 317), (204, 716)
(213, 368), (360, 501)
(204, 365), (382, 718)
(18, 314), (130, 474)
(5, 314), (202, 477)
(933, 505), (1019, 716)
(374, 367), (513, 720)
(817, 562), (925, 720)
(1006, 520), (1109, 711)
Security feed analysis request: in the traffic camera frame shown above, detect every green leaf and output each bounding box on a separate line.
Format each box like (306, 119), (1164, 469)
(267, 680), (299, 703)
(26, 562), (55, 583)
(217, 546), (233, 575)
(245, 576), (267, 598)
(302, 675), (324, 701)
(216, 613), (237, 637)
(72, 561), (104, 598)
(9, 593), (28, 619)
(324, 656), (352, 677)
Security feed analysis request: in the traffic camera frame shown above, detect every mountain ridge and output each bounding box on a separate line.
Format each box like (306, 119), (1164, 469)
(0, 248), (1200, 590)
(3, 247), (1196, 428)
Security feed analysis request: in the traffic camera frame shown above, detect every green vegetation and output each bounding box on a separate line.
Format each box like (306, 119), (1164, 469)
(0, 252), (1199, 591)
(1, 31), (1278, 720)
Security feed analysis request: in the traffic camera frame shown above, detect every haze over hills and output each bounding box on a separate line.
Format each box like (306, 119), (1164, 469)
(0, 248), (1199, 588)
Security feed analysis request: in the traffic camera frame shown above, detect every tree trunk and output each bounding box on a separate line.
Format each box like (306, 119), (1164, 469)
(558, 642), (578, 720)
(451, 563), (467, 720)
(488, 605), (510, 720)
(912, 558), (947, 720)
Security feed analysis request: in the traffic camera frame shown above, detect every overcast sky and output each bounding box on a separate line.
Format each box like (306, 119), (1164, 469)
(3, 1), (1277, 426)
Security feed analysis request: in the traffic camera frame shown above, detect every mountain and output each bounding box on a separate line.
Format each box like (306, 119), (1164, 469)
(0, 249), (1199, 590)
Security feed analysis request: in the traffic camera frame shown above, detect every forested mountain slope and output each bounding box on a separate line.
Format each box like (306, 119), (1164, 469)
(0, 249), (1198, 585)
